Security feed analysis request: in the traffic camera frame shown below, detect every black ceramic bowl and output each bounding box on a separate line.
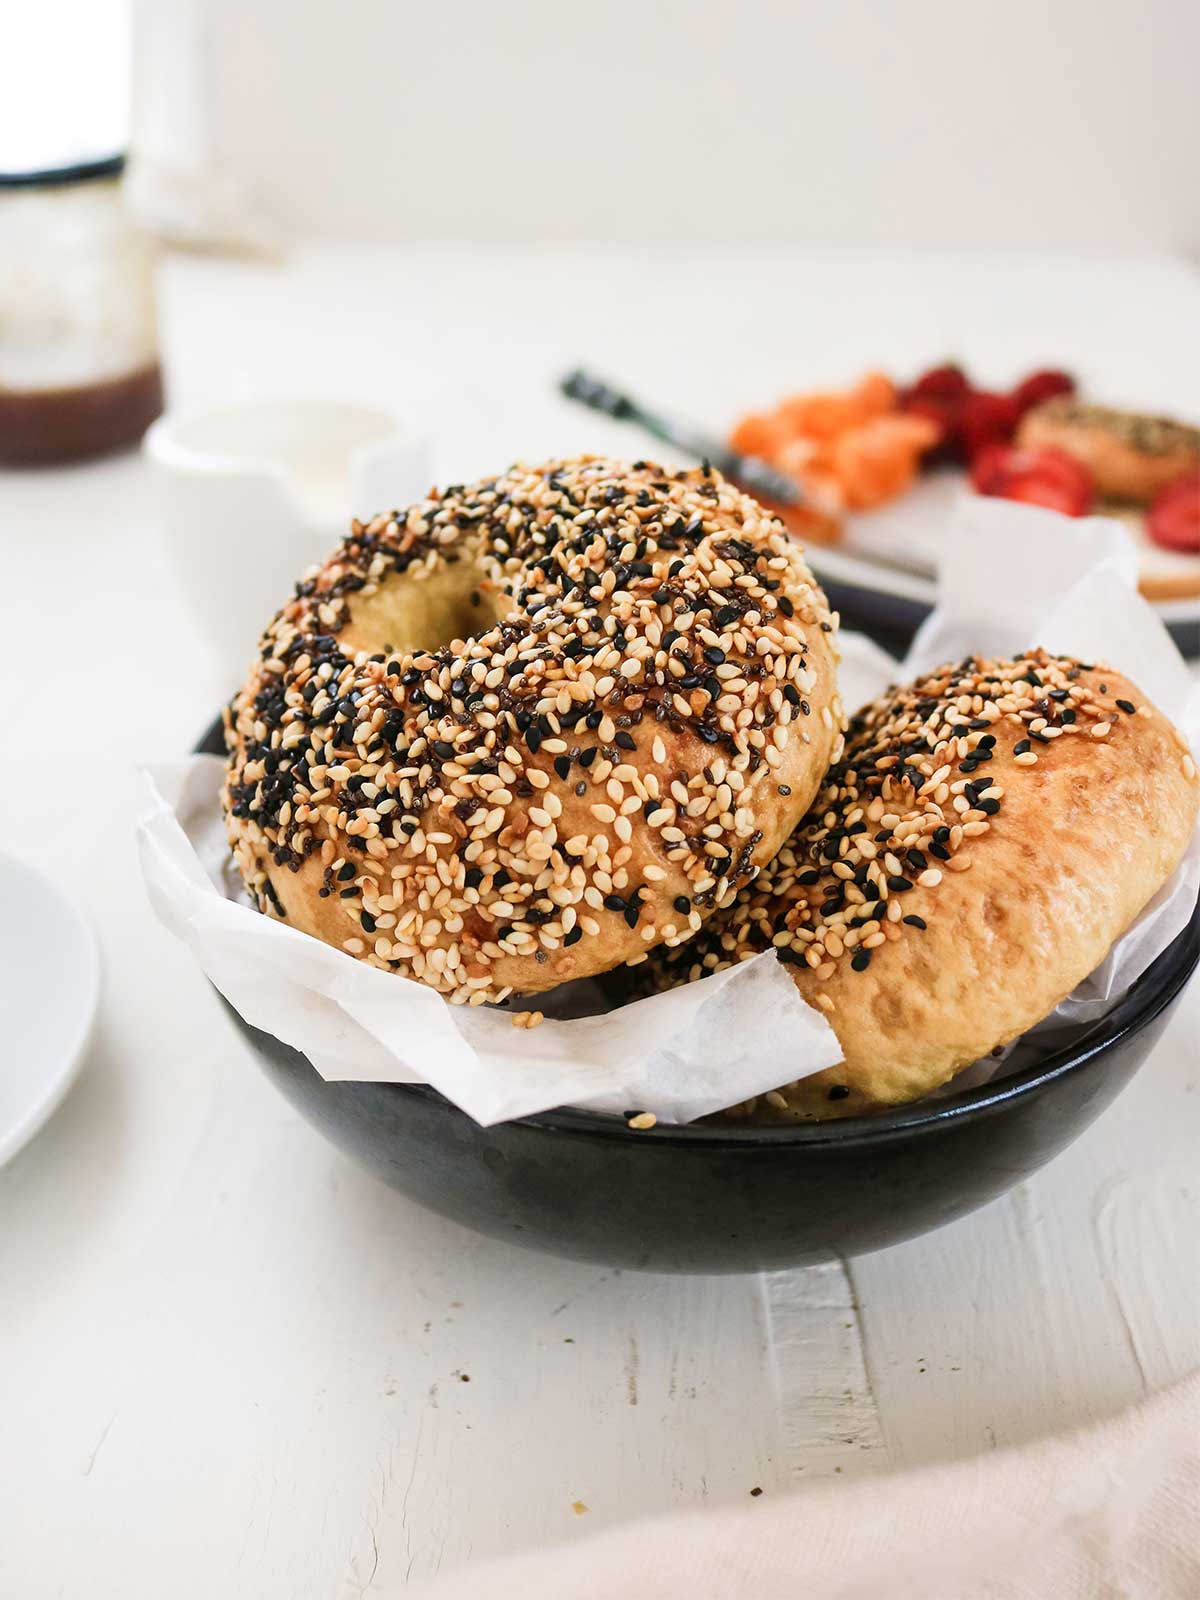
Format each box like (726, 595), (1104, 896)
(199, 584), (1199, 1273)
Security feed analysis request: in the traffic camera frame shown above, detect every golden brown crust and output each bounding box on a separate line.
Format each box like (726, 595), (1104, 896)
(222, 457), (843, 1002)
(635, 653), (1199, 1120)
(1017, 400), (1200, 504)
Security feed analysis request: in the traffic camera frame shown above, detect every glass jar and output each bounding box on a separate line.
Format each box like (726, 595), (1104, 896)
(0, 154), (163, 465)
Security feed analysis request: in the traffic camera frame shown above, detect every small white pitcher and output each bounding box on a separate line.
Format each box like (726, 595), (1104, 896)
(145, 399), (431, 678)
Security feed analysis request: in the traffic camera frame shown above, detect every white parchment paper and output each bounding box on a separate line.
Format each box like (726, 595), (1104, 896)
(138, 497), (1199, 1125)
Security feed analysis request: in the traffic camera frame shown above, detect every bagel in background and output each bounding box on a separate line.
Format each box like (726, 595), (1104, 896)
(222, 457), (844, 1003)
(632, 651), (1199, 1120)
(1017, 399), (1200, 504)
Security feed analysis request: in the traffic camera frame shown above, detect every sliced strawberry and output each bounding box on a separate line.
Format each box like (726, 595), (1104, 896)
(1147, 471), (1200, 553)
(1011, 369), (1076, 416)
(971, 445), (1094, 517)
(959, 392), (1021, 461)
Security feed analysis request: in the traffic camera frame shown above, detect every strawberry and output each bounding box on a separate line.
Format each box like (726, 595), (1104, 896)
(1011, 369), (1076, 416)
(901, 364), (970, 405)
(971, 445), (1093, 517)
(1147, 471), (1200, 554)
(959, 392), (1021, 462)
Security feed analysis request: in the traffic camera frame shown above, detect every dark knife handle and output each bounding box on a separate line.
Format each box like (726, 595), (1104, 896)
(559, 368), (807, 507)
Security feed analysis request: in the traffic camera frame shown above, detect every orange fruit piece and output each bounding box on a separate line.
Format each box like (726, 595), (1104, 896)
(729, 373), (933, 510)
(850, 371), (898, 420)
(729, 412), (787, 459)
(829, 414), (939, 510)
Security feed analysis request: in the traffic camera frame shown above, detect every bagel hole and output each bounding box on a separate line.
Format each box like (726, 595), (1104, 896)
(338, 551), (511, 656)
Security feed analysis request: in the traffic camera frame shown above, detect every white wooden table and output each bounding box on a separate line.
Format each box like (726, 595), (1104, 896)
(2, 246), (1198, 1597)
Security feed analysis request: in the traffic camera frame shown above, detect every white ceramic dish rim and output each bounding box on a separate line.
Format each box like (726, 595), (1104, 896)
(144, 397), (402, 468)
(0, 855), (101, 1168)
(142, 397), (417, 517)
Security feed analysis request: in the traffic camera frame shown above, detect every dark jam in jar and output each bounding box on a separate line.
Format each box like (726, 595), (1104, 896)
(1, 155), (163, 466)
(0, 363), (164, 465)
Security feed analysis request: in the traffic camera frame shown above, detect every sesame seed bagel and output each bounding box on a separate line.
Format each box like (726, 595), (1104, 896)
(222, 456), (843, 1003)
(633, 651), (1199, 1119)
(1017, 399), (1200, 504)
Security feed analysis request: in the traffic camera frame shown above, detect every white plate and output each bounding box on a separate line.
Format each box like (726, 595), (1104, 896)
(839, 473), (1200, 621)
(0, 854), (100, 1167)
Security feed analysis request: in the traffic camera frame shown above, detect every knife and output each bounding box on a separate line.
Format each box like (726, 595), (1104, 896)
(559, 367), (810, 509)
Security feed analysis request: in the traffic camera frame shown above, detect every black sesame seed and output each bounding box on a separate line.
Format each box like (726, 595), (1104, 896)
(674, 896), (691, 913)
(564, 926), (583, 945)
(903, 914), (927, 930)
(887, 876), (914, 893)
(615, 731), (637, 751)
(704, 646), (726, 665)
(337, 863), (356, 881)
(827, 1084), (851, 1101)
(1116, 699), (1136, 714)
(1013, 739), (1031, 755)
(603, 894), (627, 913)
(554, 755), (571, 780)
(851, 951), (872, 971)
(360, 912), (376, 932)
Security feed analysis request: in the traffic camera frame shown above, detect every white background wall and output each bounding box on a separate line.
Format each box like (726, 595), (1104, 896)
(197, 0), (1200, 249)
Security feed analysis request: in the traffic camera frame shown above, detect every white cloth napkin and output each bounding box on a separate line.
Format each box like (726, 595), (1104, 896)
(406, 1368), (1200, 1599)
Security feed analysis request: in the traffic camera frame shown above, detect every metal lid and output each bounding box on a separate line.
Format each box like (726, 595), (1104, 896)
(0, 153), (126, 191)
